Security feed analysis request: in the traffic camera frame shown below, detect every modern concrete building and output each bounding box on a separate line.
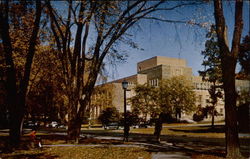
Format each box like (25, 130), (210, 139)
(90, 56), (250, 122)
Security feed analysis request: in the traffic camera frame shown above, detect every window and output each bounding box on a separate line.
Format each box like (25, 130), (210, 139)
(149, 79), (159, 87)
(199, 95), (202, 103)
(150, 80), (153, 86)
(220, 108), (223, 113)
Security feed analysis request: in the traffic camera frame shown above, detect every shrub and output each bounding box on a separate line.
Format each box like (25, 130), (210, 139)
(193, 113), (204, 122)
(98, 107), (120, 125)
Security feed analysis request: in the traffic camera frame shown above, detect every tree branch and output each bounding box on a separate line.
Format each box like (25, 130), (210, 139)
(231, 0), (243, 58)
(21, 0), (42, 97)
(213, 0), (230, 56)
(142, 17), (209, 28)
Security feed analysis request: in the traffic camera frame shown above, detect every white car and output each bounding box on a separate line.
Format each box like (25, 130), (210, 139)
(50, 121), (58, 128)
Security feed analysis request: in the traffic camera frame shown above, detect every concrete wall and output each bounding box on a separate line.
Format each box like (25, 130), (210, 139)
(137, 56), (187, 72)
(156, 56), (186, 67)
(139, 65), (162, 84)
(111, 83), (124, 113)
(137, 56), (157, 72)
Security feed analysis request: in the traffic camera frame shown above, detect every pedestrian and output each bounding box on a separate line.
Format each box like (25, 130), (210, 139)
(124, 121), (130, 142)
(154, 113), (164, 143)
(29, 128), (42, 148)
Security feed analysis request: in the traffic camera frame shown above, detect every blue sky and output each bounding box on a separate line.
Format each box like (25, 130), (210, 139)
(105, 1), (249, 82)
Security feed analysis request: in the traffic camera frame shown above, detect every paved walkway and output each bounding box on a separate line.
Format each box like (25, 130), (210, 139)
(81, 133), (250, 158)
(35, 127), (250, 158)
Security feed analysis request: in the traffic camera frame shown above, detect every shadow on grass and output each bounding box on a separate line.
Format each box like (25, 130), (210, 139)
(1, 127), (249, 159)
(141, 140), (226, 159)
(1, 152), (58, 159)
(79, 137), (124, 145)
(169, 125), (225, 133)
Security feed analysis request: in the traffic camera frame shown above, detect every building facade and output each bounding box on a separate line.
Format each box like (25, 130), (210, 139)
(90, 56), (250, 122)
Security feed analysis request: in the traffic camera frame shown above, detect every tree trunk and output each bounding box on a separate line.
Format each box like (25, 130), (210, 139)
(211, 108), (215, 130)
(9, 102), (24, 148)
(9, 91), (27, 147)
(0, 1), (19, 148)
(154, 113), (164, 142)
(67, 95), (88, 142)
(223, 59), (241, 158)
(213, 0), (243, 158)
(67, 117), (81, 143)
(67, 97), (80, 142)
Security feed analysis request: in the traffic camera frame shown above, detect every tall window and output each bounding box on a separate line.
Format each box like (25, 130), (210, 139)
(149, 79), (159, 87)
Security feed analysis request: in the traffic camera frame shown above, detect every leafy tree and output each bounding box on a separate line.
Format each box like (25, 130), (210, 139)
(238, 34), (250, 79)
(154, 76), (196, 141)
(126, 111), (141, 126)
(193, 105), (206, 122)
(90, 84), (114, 121)
(26, 46), (67, 124)
(98, 107), (120, 126)
(130, 84), (158, 121)
(131, 76), (196, 142)
(0, 1), (42, 147)
(199, 25), (223, 128)
(119, 111), (141, 128)
(237, 89), (250, 106)
(213, 0), (244, 157)
(158, 76), (196, 119)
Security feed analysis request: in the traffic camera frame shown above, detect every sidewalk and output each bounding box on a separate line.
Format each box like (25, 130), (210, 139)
(83, 132), (250, 158)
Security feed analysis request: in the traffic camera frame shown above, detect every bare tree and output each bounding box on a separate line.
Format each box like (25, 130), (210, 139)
(45, 1), (201, 141)
(213, 0), (244, 158)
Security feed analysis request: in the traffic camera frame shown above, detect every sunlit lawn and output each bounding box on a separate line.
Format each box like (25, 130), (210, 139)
(81, 123), (226, 138)
(0, 123), (231, 140)
(129, 126), (225, 138)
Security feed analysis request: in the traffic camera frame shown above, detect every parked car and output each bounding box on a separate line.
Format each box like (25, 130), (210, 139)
(132, 124), (139, 129)
(46, 121), (58, 128)
(51, 121), (58, 128)
(180, 118), (195, 123)
(57, 124), (66, 129)
(104, 122), (120, 130)
(139, 122), (151, 128)
(23, 121), (36, 128)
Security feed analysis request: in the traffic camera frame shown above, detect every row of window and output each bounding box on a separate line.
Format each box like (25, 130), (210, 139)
(194, 82), (211, 90)
(149, 79), (159, 86)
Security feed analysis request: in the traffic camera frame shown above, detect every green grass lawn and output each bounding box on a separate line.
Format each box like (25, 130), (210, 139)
(103, 124), (226, 138)
(80, 123), (250, 139)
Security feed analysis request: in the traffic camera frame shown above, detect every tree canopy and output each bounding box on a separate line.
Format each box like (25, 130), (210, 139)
(159, 76), (196, 118)
(130, 84), (158, 120)
(238, 34), (250, 79)
(98, 107), (120, 126)
(131, 76), (196, 120)
(199, 25), (223, 128)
